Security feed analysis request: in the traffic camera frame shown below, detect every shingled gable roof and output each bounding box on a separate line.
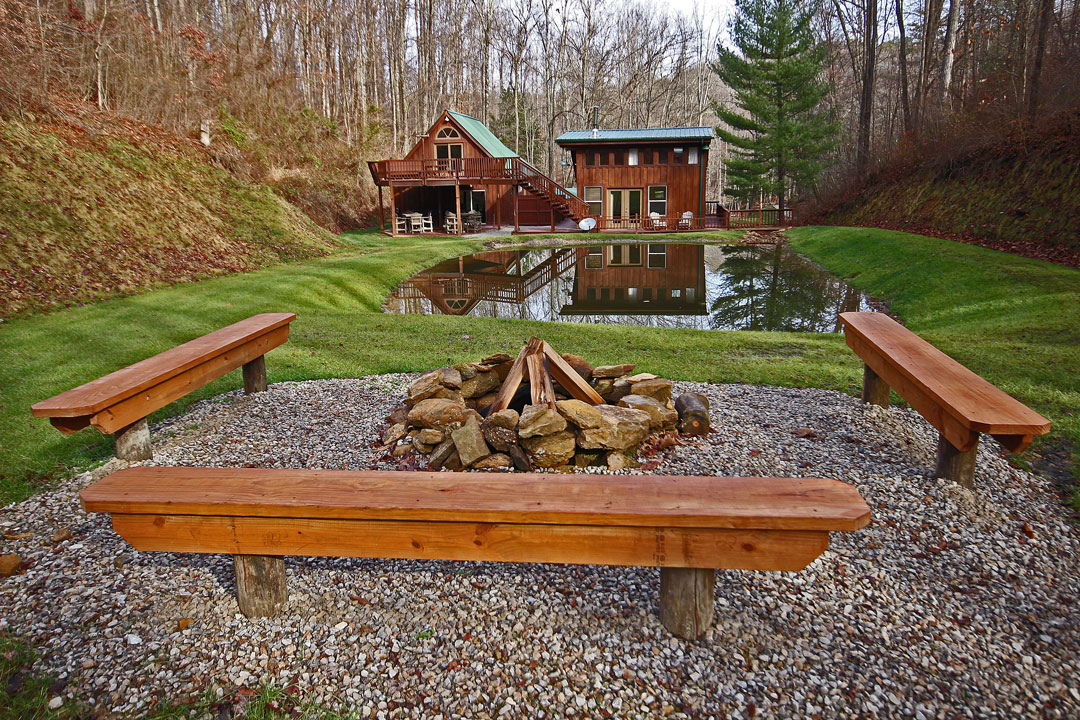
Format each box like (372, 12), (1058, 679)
(440, 110), (519, 158)
(556, 127), (714, 144)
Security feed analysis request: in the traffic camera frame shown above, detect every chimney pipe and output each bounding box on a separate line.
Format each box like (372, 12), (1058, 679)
(591, 106), (599, 139)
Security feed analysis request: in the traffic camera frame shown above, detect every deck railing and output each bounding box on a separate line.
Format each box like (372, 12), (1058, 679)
(726, 208), (793, 228)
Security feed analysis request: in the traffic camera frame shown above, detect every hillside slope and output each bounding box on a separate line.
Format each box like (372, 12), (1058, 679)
(0, 103), (342, 317)
(811, 112), (1080, 266)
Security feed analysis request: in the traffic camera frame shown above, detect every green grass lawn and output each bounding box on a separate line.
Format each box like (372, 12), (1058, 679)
(1, 226), (1077, 507)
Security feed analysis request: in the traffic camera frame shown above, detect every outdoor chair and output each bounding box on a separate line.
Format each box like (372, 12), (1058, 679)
(445, 213), (459, 234)
(678, 211), (693, 230)
(650, 212), (668, 230)
(395, 216), (408, 234)
(409, 214), (423, 234)
(421, 214), (434, 234)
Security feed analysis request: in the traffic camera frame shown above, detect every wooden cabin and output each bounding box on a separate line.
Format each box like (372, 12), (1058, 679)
(368, 110), (588, 235)
(555, 126), (714, 231)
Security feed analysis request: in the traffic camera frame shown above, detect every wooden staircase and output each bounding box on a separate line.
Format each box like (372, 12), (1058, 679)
(515, 159), (589, 223)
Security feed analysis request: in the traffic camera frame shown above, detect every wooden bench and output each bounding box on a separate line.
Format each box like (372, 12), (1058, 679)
(839, 312), (1050, 487)
(81, 466), (871, 640)
(32, 313), (296, 461)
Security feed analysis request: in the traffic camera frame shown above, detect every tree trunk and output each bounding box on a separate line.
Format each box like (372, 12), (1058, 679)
(1026, 0), (1055, 118)
(856, 0), (878, 176)
(896, 0), (913, 135)
(939, 0), (960, 108)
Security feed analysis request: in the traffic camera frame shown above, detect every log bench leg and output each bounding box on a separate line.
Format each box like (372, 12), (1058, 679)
(242, 355), (268, 394)
(234, 555), (287, 617)
(660, 567), (715, 640)
(934, 433), (978, 489)
(114, 418), (152, 461)
(861, 364), (890, 407)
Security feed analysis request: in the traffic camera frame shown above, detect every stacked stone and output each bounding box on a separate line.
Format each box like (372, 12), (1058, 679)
(382, 355), (683, 472)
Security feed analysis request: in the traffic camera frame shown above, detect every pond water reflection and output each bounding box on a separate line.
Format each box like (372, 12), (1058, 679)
(386, 242), (873, 332)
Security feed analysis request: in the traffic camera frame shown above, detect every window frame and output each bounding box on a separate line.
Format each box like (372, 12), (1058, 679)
(583, 185), (603, 217)
(648, 185), (668, 217)
(436, 143), (463, 159)
(436, 127), (461, 139)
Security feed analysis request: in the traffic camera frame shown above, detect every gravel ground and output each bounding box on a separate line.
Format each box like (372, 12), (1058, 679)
(2, 375), (1078, 719)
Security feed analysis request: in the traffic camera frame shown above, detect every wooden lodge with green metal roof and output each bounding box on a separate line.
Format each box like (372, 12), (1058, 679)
(369, 110), (774, 234)
(368, 110), (588, 235)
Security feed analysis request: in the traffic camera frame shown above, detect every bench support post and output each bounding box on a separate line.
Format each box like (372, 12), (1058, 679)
(114, 418), (152, 461)
(659, 567), (715, 640)
(861, 364), (890, 407)
(234, 555), (287, 617)
(934, 433), (978, 488)
(242, 356), (268, 394)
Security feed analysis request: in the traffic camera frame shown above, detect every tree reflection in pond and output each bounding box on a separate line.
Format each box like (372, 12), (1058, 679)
(707, 244), (867, 332)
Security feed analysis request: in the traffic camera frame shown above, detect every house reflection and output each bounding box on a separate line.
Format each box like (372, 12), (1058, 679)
(390, 244), (706, 318)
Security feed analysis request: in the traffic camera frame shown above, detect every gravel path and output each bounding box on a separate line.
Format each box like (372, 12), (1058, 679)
(2, 376), (1078, 719)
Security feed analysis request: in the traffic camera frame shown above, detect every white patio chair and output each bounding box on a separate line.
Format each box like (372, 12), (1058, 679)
(395, 216), (408, 234)
(444, 213), (459, 234)
(409, 214), (423, 234)
(421, 214), (434, 233)
(650, 212), (667, 230)
(678, 211), (693, 230)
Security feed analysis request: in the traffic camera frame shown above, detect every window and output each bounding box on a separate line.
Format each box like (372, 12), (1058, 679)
(648, 186), (667, 216)
(628, 149), (639, 166)
(599, 151), (610, 166)
(689, 147), (699, 165)
(673, 147), (686, 164)
(436, 143), (463, 159)
(671, 289), (682, 298)
(653, 148), (667, 164)
(648, 244), (667, 269)
(586, 151), (598, 167)
(436, 127), (460, 139)
(584, 186), (603, 216)
(608, 245), (642, 267)
(585, 248), (604, 268)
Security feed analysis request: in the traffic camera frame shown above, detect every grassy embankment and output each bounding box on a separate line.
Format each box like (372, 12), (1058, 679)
(0, 112), (341, 318)
(787, 226), (1080, 495)
(2, 226), (1076, 508)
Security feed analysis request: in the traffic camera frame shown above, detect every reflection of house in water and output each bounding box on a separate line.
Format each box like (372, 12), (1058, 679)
(391, 244), (706, 318)
(391, 249), (577, 315)
(561, 244), (706, 316)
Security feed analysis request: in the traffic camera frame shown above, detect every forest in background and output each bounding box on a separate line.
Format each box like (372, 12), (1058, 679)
(1, 0), (1078, 226)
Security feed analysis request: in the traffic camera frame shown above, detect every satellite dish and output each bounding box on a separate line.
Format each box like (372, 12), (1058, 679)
(578, 217), (597, 232)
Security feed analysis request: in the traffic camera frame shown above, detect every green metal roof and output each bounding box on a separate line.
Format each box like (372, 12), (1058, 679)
(556, 127), (713, 144)
(447, 111), (518, 158)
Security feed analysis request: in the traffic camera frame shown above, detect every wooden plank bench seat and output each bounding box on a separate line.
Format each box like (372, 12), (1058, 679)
(839, 312), (1050, 487)
(32, 313), (296, 461)
(81, 466), (871, 640)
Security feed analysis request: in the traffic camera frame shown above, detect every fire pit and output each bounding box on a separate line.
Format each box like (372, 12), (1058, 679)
(380, 337), (709, 471)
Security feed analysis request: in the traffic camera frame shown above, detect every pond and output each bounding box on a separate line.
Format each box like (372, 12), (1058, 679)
(386, 242), (874, 332)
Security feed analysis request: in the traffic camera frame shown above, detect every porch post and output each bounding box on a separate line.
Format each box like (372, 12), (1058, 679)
(378, 185), (385, 234)
(455, 184), (462, 235)
(495, 185), (502, 229)
(514, 186), (520, 234)
(550, 201), (555, 232)
(389, 183), (397, 237)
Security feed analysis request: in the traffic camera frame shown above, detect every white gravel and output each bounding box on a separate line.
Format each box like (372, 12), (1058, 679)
(2, 375), (1078, 719)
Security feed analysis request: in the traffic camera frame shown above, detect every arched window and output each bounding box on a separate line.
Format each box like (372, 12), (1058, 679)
(436, 127), (460, 139)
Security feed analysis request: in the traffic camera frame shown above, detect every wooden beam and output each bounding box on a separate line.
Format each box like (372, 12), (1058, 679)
(455, 184), (462, 235)
(485, 338), (540, 415)
(378, 185), (385, 234)
(526, 352), (546, 406)
(88, 326), (290, 434)
(934, 433), (978, 488)
(541, 341), (604, 405)
(109, 514), (832, 571)
(861, 363), (890, 407)
(242, 356), (267, 394)
(234, 555), (287, 617)
(660, 567), (715, 640)
(389, 184), (398, 237)
(514, 186), (520, 233)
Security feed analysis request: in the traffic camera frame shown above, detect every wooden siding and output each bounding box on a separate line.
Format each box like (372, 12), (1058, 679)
(569, 144), (709, 218)
(405, 114), (489, 162)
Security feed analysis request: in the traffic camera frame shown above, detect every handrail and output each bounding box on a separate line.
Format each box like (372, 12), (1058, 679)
(368, 157), (590, 220)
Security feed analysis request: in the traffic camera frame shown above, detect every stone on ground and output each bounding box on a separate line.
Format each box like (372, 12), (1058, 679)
(518, 405), (567, 437)
(521, 430), (576, 468)
(555, 399), (603, 429)
(577, 405), (651, 451)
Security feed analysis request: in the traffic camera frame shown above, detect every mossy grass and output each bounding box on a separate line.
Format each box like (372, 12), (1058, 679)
(787, 226), (1080, 503)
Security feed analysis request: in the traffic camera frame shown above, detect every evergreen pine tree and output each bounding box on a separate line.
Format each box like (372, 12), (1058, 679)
(712, 0), (836, 218)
